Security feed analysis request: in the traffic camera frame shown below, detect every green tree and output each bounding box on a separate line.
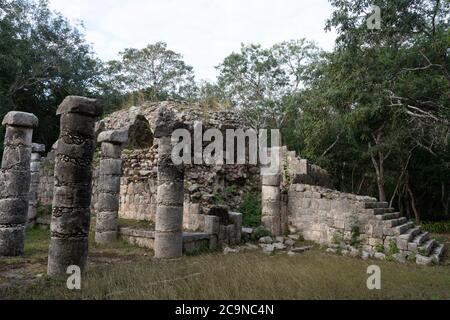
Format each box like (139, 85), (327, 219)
(217, 39), (322, 129)
(297, 0), (450, 220)
(0, 0), (102, 151)
(104, 42), (196, 105)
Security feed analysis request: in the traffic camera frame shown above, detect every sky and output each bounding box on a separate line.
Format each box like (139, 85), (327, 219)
(48, 0), (337, 82)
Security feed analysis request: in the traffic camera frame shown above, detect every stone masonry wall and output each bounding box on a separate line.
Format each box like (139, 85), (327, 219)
(37, 151), (55, 206)
(287, 184), (378, 249)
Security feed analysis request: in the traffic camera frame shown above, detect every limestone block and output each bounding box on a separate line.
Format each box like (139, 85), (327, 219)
(155, 206), (183, 232)
(47, 237), (89, 275)
(99, 159), (122, 176)
(262, 186), (280, 202)
(50, 208), (90, 236)
(97, 129), (128, 144)
(153, 232), (183, 259)
(204, 215), (220, 235)
(0, 226), (25, 256)
(157, 182), (184, 206)
(2, 111), (38, 128)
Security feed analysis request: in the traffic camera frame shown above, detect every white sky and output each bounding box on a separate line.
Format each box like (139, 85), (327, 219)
(48, 0), (337, 82)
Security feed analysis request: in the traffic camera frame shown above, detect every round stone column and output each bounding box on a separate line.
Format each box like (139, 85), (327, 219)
(261, 147), (282, 236)
(27, 143), (46, 227)
(154, 107), (185, 259)
(95, 130), (128, 244)
(47, 96), (102, 276)
(0, 111), (38, 256)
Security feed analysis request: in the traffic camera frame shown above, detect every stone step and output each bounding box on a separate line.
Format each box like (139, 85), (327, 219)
(373, 207), (395, 215)
(398, 227), (421, 242)
(432, 243), (446, 263)
(376, 212), (401, 221)
(365, 201), (389, 209)
(407, 232), (430, 251)
(382, 217), (407, 228)
(418, 239), (436, 256)
(394, 222), (414, 236)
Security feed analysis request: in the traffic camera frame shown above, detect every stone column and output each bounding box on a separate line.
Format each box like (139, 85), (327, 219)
(261, 147), (282, 236)
(47, 96), (102, 276)
(0, 112), (38, 256)
(27, 143), (46, 227)
(154, 107), (185, 259)
(95, 129), (128, 244)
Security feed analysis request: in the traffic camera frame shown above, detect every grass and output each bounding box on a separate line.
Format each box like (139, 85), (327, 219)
(0, 228), (449, 300)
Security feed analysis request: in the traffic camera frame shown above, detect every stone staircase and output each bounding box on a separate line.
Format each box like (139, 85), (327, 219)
(365, 201), (446, 265)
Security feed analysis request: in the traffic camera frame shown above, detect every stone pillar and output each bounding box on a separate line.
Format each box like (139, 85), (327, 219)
(261, 147), (282, 236)
(27, 143), (46, 227)
(0, 112), (38, 256)
(204, 215), (219, 250)
(95, 129), (128, 244)
(153, 107), (185, 259)
(47, 96), (102, 276)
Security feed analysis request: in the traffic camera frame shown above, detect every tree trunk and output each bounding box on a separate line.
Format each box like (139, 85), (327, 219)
(406, 178), (421, 223)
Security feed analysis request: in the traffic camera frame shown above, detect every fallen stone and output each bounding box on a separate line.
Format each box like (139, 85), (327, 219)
(275, 236), (285, 243)
(361, 251), (370, 260)
(374, 252), (386, 260)
(291, 246), (313, 253)
(244, 243), (259, 250)
(350, 248), (360, 258)
(262, 244), (275, 254)
(273, 242), (287, 250)
(326, 248), (337, 254)
(288, 234), (300, 241)
(284, 239), (295, 247)
(223, 247), (239, 255)
(393, 253), (406, 264)
(416, 254), (433, 266)
(287, 251), (298, 257)
(259, 236), (273, 244)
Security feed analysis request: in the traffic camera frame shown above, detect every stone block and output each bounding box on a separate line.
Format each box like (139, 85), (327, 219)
(262, 186), (280, 202)
(50, 208), (90, 236)
(56, 96), (102, 117)
(99, 159), (122, 175)
(204, 215), (220, 235)
(0, 199), (28, 225)
(157, 182), (184, 206)
(98, 129), (128, 144)
(2, 111), (38, 128)
(154, 231), (183, 259)
(155, 206), (183, 232)
(47, 237), (89, 276)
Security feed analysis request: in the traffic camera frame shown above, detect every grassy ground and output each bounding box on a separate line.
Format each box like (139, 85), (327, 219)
(0, 228), (449, 300)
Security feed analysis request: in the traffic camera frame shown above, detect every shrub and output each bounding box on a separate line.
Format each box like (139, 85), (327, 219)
(239, 192), (262, 227)
(421, 221), (450, 234)
(375, 244), (385, 253)
(252, 226), (271, 240)
(388, 240), (399, 255)
(350, 226), (361, 247)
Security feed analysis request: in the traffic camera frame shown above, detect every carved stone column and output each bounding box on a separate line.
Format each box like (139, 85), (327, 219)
(0, 111), (38, 256)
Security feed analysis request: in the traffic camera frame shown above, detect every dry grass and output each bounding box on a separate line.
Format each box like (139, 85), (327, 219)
(0, 228), (449, 300)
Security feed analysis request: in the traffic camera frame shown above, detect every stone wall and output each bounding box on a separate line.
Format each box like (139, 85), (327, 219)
(287, 184), (377, 247)
(37, 150), (55, 206)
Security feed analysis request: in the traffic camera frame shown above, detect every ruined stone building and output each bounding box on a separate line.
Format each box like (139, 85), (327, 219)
(31, 100), (445, 264)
